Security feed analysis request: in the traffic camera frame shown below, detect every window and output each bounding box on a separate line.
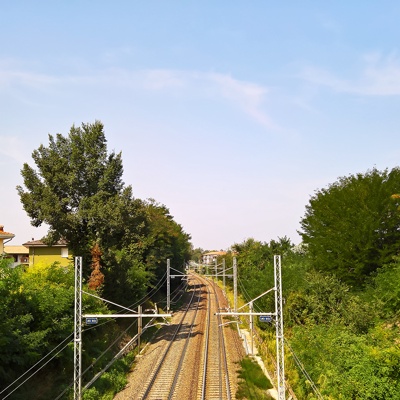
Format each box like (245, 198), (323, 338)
(61, 247), (69, 258)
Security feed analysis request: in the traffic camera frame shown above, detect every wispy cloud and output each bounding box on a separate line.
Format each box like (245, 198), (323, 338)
(302, 52), (400, 96)
(0, 61), (279, 131)
(207, 72), (278, 130)
(0, 60), (58, 89)
(139, 70), (278, 130)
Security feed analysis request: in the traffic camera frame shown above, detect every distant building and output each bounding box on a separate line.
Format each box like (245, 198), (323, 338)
(0, 225), (15, 254)
(202, 251), (227, 265)
(23, 239), (70, 266)
(4, 245), (29, 267)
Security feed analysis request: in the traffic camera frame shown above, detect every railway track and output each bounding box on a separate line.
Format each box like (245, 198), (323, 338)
(198, 274), (231, 400)
(136, 277), (202, 399)
(114, 273), (244, 400)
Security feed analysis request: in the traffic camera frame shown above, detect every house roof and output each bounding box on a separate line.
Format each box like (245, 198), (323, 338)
(203, 251), (227, 256)
(4, 245), (29, 255)
(0, 225), (15, 239)
(23, 239), (68, 247)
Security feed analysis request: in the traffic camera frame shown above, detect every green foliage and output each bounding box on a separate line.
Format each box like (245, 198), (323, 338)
(190, 246), (204, 263)
(299, 167), (400, 286)
(290, 323), (400, 399)
(364, 258), (400, 319)
(142, 199), (191, 278)
(17, 121), (192, 307)
(17, 121), (128, 262)
(82, 351), (134, 400)
(230, 230), (400, 399)
(285, 270), (376, 333)
(0, 259), (115, 399)
(236, 356), (273, 399)
(232, 237), (294, 312)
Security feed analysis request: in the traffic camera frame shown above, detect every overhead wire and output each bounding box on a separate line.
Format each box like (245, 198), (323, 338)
(0, 333), (74, 397)
(54, 267), (174, 398)
(4, 266), (169, 398)
(1, 338), (73, 399)
(285, 339), (324, 399)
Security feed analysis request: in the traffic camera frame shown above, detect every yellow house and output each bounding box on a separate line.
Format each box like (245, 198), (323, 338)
(23, 239), (70, 266)
(0, 225), (15, 254)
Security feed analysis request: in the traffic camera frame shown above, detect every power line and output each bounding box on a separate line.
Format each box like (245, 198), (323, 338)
(285, 340), (323, 400)
(1, 339), (73, 399)
(0, 332), (74, 397)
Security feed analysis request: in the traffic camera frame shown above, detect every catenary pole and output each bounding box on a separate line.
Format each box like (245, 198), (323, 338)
(167, 259), (170, 313)
(233, 257), (237, 313)
(274, 255), (285, 400)
(73, 257), (83, 400)
(223, 258), (226, 292)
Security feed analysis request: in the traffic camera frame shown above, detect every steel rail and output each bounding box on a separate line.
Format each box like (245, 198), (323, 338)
(139, 278), (199, 399)
(167, 277), (202, 399)
(213, 279), (232, 400)
(200, 277), (211, 400)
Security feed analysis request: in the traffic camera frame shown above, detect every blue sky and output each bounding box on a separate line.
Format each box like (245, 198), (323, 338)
(2, 2), (400, 250)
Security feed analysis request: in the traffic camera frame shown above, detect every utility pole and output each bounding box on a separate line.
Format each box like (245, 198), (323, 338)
(274, 255), (285, 400)
(74, 257), (171, 399)
(249, 301), (254, 355)
(166, 258), (189, 312)
(233, 257), (237, 313)
(167, 259), (170, 313)
(223, 258), (226, 292)
(216, 255), (286, 400)
(73, 257), (83, 400)
(138, 305), (142, 351)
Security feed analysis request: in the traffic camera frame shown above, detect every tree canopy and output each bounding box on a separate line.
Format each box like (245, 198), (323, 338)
(299, 167), (400, 285)
(17, 121), (191, 304)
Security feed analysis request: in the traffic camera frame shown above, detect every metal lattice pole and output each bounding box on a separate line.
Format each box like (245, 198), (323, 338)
(74, 257), (83, 400)
(223, 258), (226, 292)
(167, 259), (170, 313)
(233, 257), (237, 313)
(274, 255), (285, 400)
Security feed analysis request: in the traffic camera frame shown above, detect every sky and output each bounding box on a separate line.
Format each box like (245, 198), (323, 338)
(2, 2), (400, 250)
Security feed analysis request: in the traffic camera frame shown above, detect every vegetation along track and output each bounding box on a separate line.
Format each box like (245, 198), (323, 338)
(114, 272), (244, 400)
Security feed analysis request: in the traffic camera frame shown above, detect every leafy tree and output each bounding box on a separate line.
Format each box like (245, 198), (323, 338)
(231, 237), (294, 312)
(285, 270), (376, 333)
(16, 121), (191, 305)
(299, 167), (400, 286)
(142, 199), (191, 279)
(290, 323), (400, 399)
(17, 121), (146, 269)
(364, 257), (400, 319)
(190, 247), (204, 263)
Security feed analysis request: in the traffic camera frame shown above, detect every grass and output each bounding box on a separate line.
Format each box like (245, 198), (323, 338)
(236, 356), (274, 400)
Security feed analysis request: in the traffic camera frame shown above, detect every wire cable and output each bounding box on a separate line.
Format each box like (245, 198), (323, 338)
(285, 339), (324, 399)
(0, 333), (74, 396)
(1, 339), (73, 399)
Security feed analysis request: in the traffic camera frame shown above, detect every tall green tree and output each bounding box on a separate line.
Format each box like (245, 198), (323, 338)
(17, 121), (147, 268)
(299, 167), (400, 286)
(16, 121), (192, 305)
(142, 199), (191, 279)
(17, 121), (123, 254)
